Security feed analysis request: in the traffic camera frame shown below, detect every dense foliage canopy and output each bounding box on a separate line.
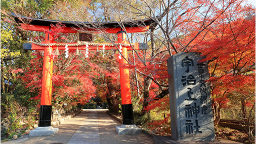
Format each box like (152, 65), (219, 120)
(1, 0), (254, 142)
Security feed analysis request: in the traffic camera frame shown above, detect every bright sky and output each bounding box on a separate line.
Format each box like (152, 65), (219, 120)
(246, 0), (256, 7)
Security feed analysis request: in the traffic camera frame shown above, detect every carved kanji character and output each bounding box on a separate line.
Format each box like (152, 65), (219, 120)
(200, 87), (208, 104)
(185, 120), (193, 134)
(197, 63), (206, 68)
(198, 68), (204, 75)
(181, 76), (187, 86)
(185, 105), (193, 118)
(202, 105), (207, 114)
(194, 120), (202, 133)
(199, 79), (206, 86)
(181, 75), (196, 86)
(187, 75), (196, 85)
(192, 103), (200, 118)
(182, 56), (194, 73)
(185, 88), (197, 101)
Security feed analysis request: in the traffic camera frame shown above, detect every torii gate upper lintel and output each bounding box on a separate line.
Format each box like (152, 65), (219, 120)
(10, 13), (154, 128)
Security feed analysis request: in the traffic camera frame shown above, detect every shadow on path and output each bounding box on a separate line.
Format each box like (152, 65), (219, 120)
(3, 109), (154, 144)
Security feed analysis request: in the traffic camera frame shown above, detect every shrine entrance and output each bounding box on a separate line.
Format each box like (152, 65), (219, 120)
(10, 13), (155, 136)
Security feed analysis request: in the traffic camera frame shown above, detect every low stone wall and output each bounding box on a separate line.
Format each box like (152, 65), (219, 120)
(0, 117), (30, 140)
(0, 121), (9, 138)
(51, 108), (82, 126)
(0, 108), (81, 140)
(219, 121), (255, 134)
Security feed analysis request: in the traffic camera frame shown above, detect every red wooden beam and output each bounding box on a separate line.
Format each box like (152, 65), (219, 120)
(21, 24), (50, 32)
(23, 42), (143, 51)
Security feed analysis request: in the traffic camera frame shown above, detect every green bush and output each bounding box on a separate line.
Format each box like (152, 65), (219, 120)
(83, 103), (96, 109)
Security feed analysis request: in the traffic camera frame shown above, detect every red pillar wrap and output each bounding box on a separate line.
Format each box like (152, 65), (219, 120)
(41, 33), (53, 105)
(118, 31), (132, 105)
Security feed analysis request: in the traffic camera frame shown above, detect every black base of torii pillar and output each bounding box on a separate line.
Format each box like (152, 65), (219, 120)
(39, 105), (52, 126)
(122, 104), (134, 124)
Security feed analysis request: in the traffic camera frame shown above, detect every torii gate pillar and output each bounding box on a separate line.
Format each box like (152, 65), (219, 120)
(39, 32), (54, 126)
(116, 31), (141, 135)
(29, 32), (59, 136)
(117, 31), (134, 125)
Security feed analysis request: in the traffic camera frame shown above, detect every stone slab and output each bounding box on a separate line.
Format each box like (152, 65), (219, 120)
(29, 126), (59, 137)
(116, 124), (141, 135)
(168, 52), (215, 141)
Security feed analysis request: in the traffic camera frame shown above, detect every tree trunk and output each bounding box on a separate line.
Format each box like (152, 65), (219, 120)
(0, 58), (5, 93)
(213, 103), (221, 131)
(106, 96), (113, 110)
(150, 28), (155, 57)
(142, 76), (152, 116)
(106, 77), (119, 113)
(247, 105), (254, 144)
(241, 98), (247, 120)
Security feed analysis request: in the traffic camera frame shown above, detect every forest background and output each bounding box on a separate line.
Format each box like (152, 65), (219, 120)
(1, 0), (255, 143)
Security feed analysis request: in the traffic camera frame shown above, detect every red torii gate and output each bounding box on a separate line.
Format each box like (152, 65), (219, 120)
(11, 13), (155, 129)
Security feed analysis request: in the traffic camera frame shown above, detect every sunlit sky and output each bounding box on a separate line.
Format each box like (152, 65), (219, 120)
(246, 0), (256, 7)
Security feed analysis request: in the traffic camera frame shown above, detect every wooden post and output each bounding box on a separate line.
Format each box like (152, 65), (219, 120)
(39, 32), (54, 127)
(118, 31), (134, 124)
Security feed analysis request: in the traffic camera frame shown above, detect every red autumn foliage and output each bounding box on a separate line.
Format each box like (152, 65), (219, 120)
(21, 49), (104, 105)
(177, 2), (255, 122)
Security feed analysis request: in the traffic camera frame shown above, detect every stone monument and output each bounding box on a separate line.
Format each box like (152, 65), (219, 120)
(168, 52), (215, 141)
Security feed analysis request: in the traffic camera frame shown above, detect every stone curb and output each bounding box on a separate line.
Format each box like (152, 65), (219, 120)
(106, 112), (155, 137)
(106, 111), (122, 124)
(2, 134), (30, 144)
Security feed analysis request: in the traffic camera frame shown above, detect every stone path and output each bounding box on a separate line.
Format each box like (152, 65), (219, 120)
(67, 111), (100, 144)
(2, 109), (241, 144)
(2, 109), (154, 144)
